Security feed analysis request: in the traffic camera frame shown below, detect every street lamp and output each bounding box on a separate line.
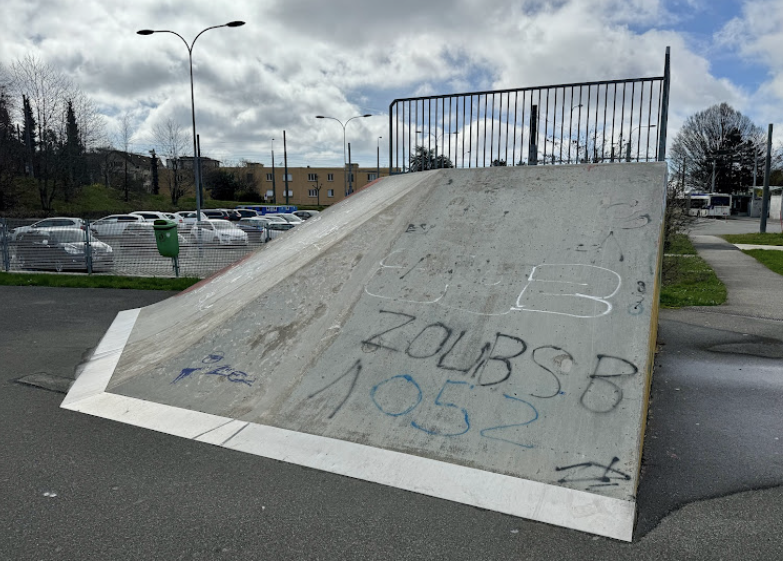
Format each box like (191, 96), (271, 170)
(315, 114), (371, 197)
(377, 136), (382, 180)
(137, 21), (245, 222)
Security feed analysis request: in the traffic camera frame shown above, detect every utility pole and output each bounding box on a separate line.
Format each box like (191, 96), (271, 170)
(283, 130), (289, 205)
(760, 124), (773, 233)
(347, 142), (353, 194)
(270, 138), (276, 205)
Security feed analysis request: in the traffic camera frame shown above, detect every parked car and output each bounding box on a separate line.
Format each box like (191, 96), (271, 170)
(202, 209), (241, 221)
(173, 211), (208, 227)
(293, 210), (320, 220)
(11, 217), (85, 241)
(268, 213), (304, 224)
(235, 208), (260, 219)
(14, 227), (114, 272)
(236, 218), (273, 243)
(90, 214), (145, 238)
(120, 222), (189, 250)
(190, 219), (248, 245)
(130, 211), (171, 222)
(239, 217), (295, 238)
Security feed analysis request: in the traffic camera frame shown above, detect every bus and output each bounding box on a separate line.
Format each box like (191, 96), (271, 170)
(236, 204), (298, 216)
(687, 193), (732, 218)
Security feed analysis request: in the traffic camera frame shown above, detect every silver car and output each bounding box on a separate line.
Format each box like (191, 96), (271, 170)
(190, 219), (248, 245)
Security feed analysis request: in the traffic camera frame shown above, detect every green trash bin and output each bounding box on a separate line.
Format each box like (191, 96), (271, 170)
(153, 219), (179, 258)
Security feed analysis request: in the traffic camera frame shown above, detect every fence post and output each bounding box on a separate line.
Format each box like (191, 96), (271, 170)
(1, 218), (9, 272)
(84, 218), (93, 274)
(657, 46), (671, 162)
(528, 105), (538, 165)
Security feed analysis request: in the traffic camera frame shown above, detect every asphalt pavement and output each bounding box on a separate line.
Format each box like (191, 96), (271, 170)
(1, 216), (782, 559)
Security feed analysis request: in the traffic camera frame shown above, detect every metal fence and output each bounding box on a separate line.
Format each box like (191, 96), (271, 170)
(0, 217), (272, 278)
(389, 48), (670, 172)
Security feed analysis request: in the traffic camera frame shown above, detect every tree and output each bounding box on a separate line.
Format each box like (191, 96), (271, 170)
(409, 145), (453, 171)
(310, 173), (322, 205)
(204, 169), (242, 201)
(21, 95), (36, 177)
(0, 88), (24, 210)
(153, 119), (190, 205)
(115, 114), (135, 202)
(7, 55), (106, 209)
(670, 103), (765, 194)
(149, 149), (159, 195)
(61, 99), (87, 202)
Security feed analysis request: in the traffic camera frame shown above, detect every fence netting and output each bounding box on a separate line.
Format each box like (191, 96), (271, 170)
(0, 217), (271, 279)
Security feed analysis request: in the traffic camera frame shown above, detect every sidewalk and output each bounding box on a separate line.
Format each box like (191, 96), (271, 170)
(660, 218), (783, 332)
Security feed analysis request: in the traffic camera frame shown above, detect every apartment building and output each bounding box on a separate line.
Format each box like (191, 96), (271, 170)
(222, 163), (392, 206)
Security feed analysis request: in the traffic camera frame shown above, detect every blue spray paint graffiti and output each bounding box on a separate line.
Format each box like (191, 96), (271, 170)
(172, 352), (255, 386)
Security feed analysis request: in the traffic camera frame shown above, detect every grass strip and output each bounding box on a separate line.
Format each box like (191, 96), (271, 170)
(664, 232), (698, 255)
(721, 233), (783, 246)
(660, 234), (727, 308)
(742, 249), (783, 277)
(0, 272), (200, 291)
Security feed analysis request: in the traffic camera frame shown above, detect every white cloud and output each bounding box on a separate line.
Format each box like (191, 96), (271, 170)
(1, 0), (779, 166)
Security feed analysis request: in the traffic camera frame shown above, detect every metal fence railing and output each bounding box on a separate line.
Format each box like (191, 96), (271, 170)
(0, 217), (282, 278)
(389, 48), (671, 172)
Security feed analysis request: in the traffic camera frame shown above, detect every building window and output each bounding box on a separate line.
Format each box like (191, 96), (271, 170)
(308, 189), (317, 197)
(327, 173), (334, 181)
(327, 189), (334, 198)
(266, 173), (273, 181)
(246, 173), (254, 183)
(284, 190), (293, 197)
(285, 173), (293, 181)
(368, 173), (377, 181)
(307, 173), (317, 181)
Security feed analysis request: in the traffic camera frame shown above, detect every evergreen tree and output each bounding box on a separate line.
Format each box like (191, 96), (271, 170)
(0, 89), (24, 210)
(21, 95), (36, 178)
(62, 99), (86, 201)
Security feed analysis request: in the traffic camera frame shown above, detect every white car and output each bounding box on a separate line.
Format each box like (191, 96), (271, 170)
(190, 219), (248, 245)
(174, 211), (208, 227)
(268, 213), (304, 224)
(131, 211), (172, 223)
(11, 217), (85, 241)
(90, 214), (145, 238)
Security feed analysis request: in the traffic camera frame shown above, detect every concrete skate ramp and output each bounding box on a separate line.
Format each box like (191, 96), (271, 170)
(63, 163), (667, 541)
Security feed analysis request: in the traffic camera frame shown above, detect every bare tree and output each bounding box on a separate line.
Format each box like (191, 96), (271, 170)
(115, 114), (135, 202)
(7, 55), (106, 209)
(670, 103), (765, 194)
(153, 119), (190, 205)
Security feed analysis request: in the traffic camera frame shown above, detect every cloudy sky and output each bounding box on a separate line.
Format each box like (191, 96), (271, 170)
(2, 0), (782, 169)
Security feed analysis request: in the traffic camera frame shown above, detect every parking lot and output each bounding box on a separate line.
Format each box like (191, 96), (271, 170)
(0, 215), (288, 278)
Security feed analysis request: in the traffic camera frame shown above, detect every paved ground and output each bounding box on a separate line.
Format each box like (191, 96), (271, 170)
(1, 216), (782, 559)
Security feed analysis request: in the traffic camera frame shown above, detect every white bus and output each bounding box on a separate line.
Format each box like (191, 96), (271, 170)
(688, 193), (732, 218)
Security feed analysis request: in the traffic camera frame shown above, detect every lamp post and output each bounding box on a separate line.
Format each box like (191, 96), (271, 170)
(137, 21), (245, 222)
(315, 114), (371, 197)
(377, 136), (382, 180)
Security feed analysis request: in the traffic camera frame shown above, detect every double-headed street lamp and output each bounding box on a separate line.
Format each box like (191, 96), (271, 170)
(137, 21), (245, 221)
(315, 114), (371, 197)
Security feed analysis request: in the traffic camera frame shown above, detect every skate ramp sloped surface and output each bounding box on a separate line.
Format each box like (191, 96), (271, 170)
(63, 164), (667, 541)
